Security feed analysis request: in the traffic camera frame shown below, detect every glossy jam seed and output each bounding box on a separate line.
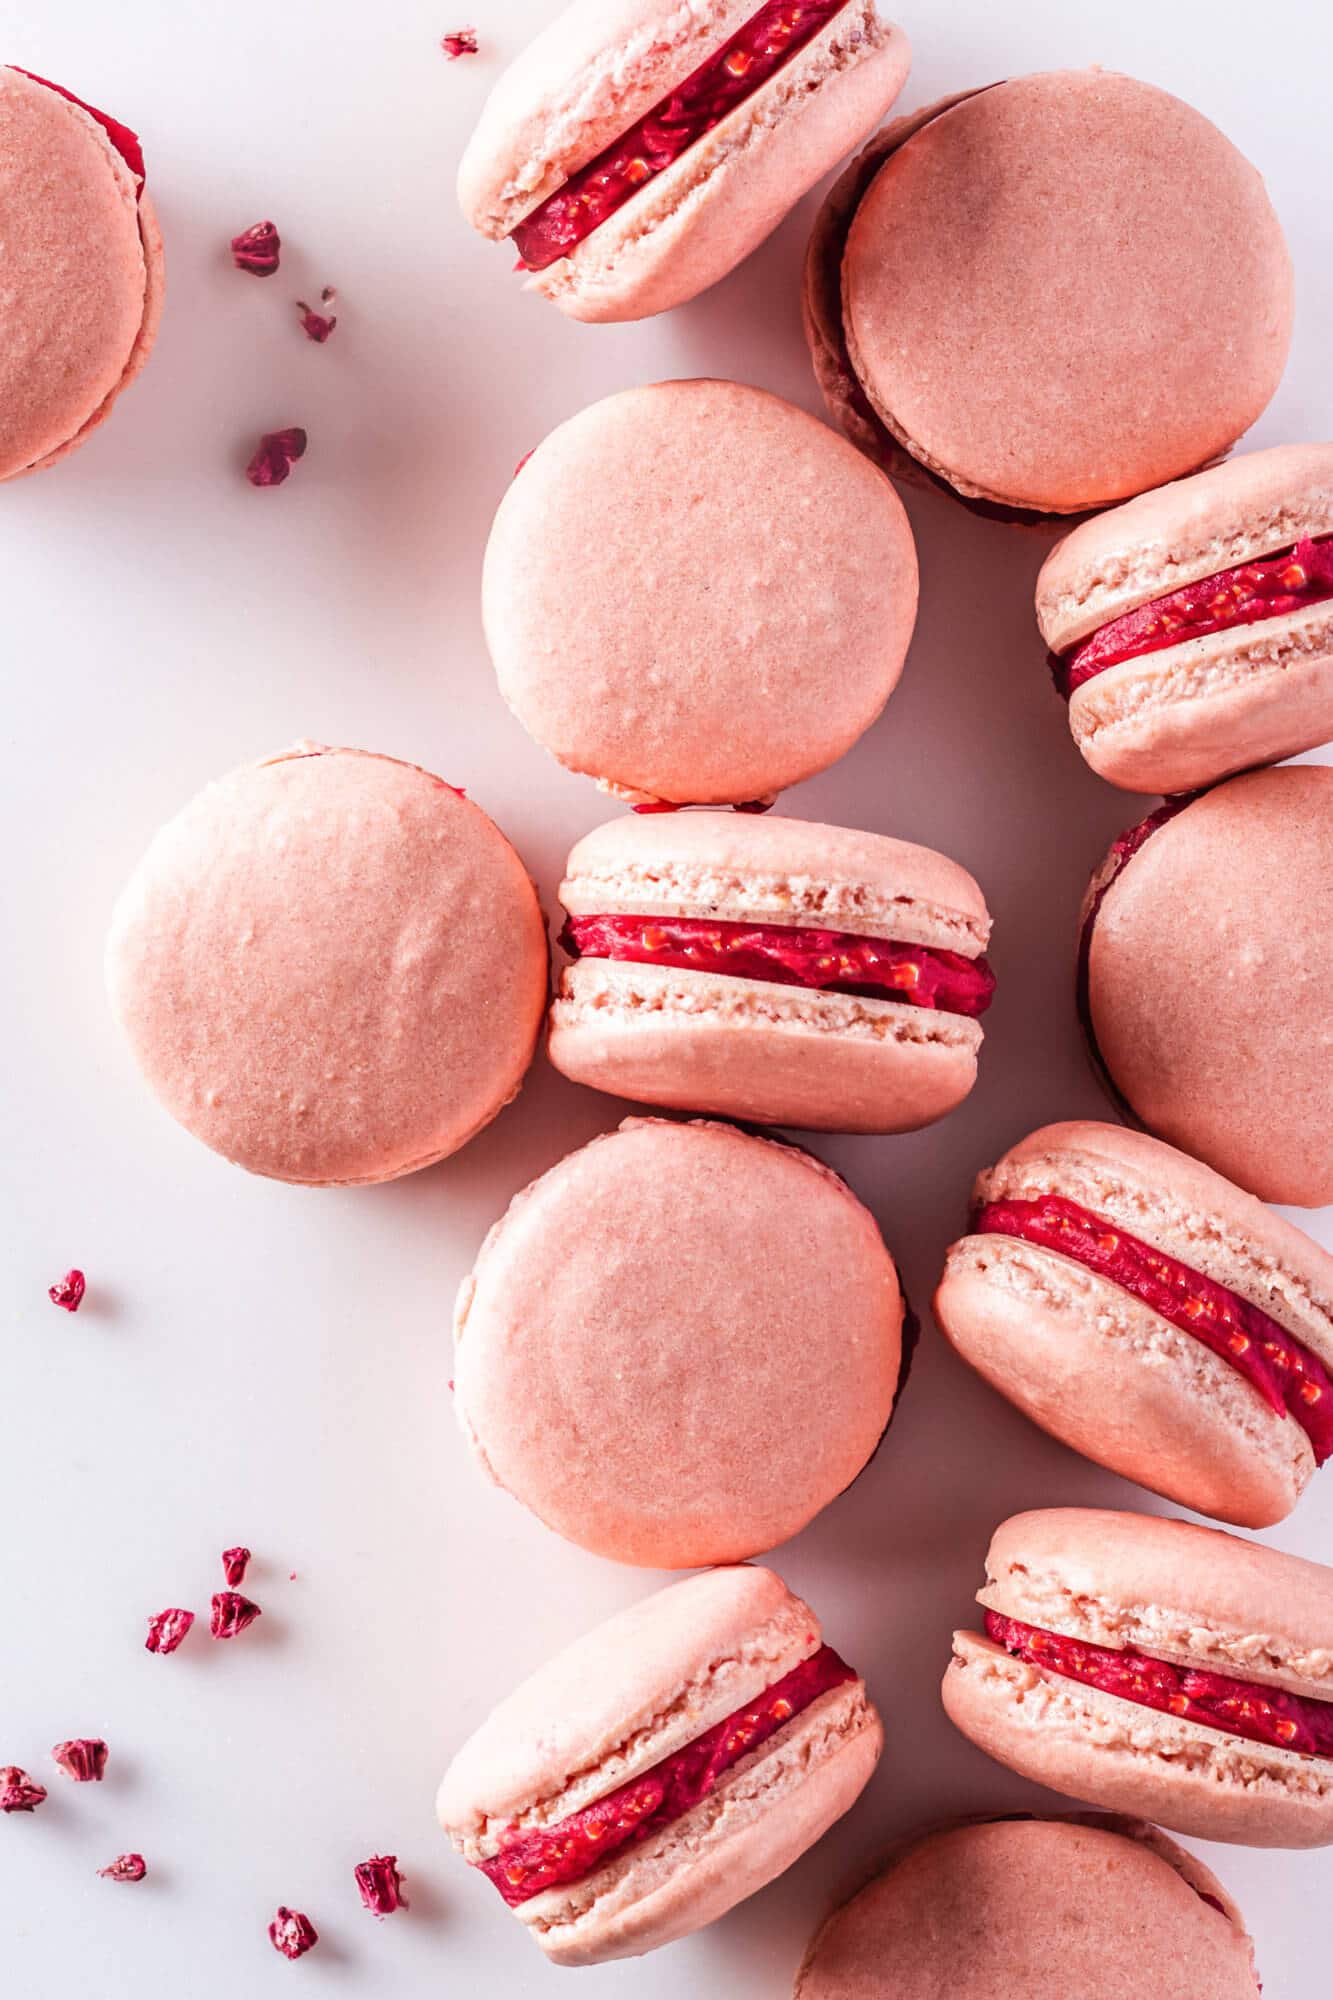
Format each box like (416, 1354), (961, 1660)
(442, 28), (478, 57)
(48, 1269), (86, 1312)
(221, 1547), (252, 1587)
(53, 1739), (108, 1782)
(269, 1908), (318, 1959)
(245, 428), (307, 487)
(230, 220), (281, 276)
(1, 1767), (47, 1813)
(354, 1854), (408, 1916)
(145, 1607), (195, 1655)
(210, 1592), (262, 1639)
(100, 1853), (147, 1882)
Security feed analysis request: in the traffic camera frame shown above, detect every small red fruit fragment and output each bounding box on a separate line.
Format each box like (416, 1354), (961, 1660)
(1, 1767), (47, 1813)
(442, 28), (478, 57)
(145, 1607), (195, 1655)
(211, 1591), (262, 1639)
(231, 220), (281, 276)
(246, 428), (307, 487)
(100, 1853), (147, 1882)
(270, 1907), (318, 1959)
(222, 1546), (252, 1587)
(296, 288), (337, 343)
(49, 1268), (86, 1312)
(355, 1853), (408, 1917)
(53, 1738), (108, 1783)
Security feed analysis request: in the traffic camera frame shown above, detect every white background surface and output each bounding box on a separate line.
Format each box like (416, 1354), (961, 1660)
(4, 1), (1331, 1993)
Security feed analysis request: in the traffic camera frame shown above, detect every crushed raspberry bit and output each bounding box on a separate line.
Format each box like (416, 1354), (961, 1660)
(296, 288), (337, 343)
(145, 1607), (195, 1655)
(269, 1908), (318, 1959)
(1, 1767), (48, 1813)
(442, 28), (479, 58)
(211, 1591), (262, 1639)
(100, 1853), (147, 1882)
(221, 1547), (252, 1587)
(53, 1738), (108, 1783)
(246, 428), (307, 488)
(48, 1268), (86, 1312)
(230, 220), (281, 276)
(354, 1853), (408, 1917)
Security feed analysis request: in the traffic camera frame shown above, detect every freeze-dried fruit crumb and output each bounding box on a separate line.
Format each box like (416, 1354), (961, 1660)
(355, 1853), (408, 1916)
(231, 220), (281, 275)
(211, 1591), (262, 1639)
(246, 428), (307, 488)
(270, 1907), (318, 1958)
(49, 1269), (86, 1312)
(442, 28), (478, 58)
(145, 1607), (195, 1656)
(53, 1739), (108, 1783)
(222, 1547), (251, 1587)
(296, 289), (337, 343)
(1, 1767), (47, 1813)
(100, 1853), (146, 1882)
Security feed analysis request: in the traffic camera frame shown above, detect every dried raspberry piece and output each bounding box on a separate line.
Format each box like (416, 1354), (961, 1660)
(1, 1767), (47, 1813)
(53, 1738), (108, 1783)
(48, 1269), (86, 1312)
(442, 28), (478, 58)
(296, 288), (337, 343)
(221, 1547), (251, 1587)
(211, 1591), (262, 1639)
(100, 1853), (147, 1882)
(145, 1607), (195, 1655)
(231, 220), (281, 276)
(246, 427), (307, 488)
(354, 1854), (408, 1916)
(270, 1907), (318, 1959)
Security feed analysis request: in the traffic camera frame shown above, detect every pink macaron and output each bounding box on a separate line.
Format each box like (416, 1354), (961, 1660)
(106, 744), (548, 1185)
(458, 0), (911, 323)
(804, 70), (1293, 517)
(550, 810), (994, 1131)
(945, 1507), (1333, 1848)
(437, 1564), (882, 1964)
(794, 1814), (1260, 1999)
(1041, 444), (1333, 793)
(0, 65), (163, 480)
(935, 1121), (1333, 1529)
(453, 1117), (906, 1566)
(1079, 766), (1333, 1207)
(484, 379), (919, 807)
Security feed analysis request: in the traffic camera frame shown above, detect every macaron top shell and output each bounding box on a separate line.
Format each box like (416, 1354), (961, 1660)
(106, 745), (548, 1185)
(453, 1117), (903, 1566)
(484, 380), (918, 805)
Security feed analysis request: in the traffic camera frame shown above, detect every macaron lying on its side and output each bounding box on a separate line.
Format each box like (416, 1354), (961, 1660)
(1041, 444), (1333, 793)
(458, 0), (912, 323)
(453, 1117), (905, 1566)
(794, 1814), (1260, 1999)
(936, 1122), (1333, 1528)
(945, 1507), (1333, 1848)
(437, 1565), (882, 1965)
(550, 810), (995, 1131)
(0, 66), (163, 480)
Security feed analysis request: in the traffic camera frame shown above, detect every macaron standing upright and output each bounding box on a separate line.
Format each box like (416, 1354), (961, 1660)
(0, 66), (163, 480)
(453, 1117), (906, 1566)
(1079, 765), (1333, 1207)
(437, 1565), (882, 1964)
(551, 810), (995, 1132)
(458, 0), (912, 323)
(107, 745), (548, 1185)
(483, 379), (919, 808)
(935, 1121), (1333, 1528)
(804, 70), (1293, 516)
(1041, 444), (1333, 792)
(945, 1507), (1333, 1848)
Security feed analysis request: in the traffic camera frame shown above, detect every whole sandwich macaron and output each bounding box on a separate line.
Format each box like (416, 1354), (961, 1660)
(458, 0), (911, 323)
(1, 66), (163, 480)
(794, 1814), (1259, 1999)
(1079, 766), (1333, 1207)
(550, 810), (995, 1132)
(1041, 444), (1333, 793)
(804, 70), (1293, 517)
(453, 1117), (906, 1566)
(935, 1122), (1333, 1528)
(484, 380), (918, 807)
(437, 1565), (882, 1965)
(106, 745), (548, 1186)
(945, 1507), (1333, 1848)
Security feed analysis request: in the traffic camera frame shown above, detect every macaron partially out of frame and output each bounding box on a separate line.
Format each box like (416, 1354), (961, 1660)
(550, 810), (994, 1131)
(1041, 445), (1333, 793)
(484, 379), (918, 807)
(437, 1565), (882, 1965)
(804, 70), (1293, 517)
(453, 1117), (905, 1566)
(458, 0), (911, 323)
(945, 1507), (1333, 1848)
(0, 65), (163, 480)
(935, 1122), (1333, 1529)
(106, 745), (548, 1185)
(794, 1814), (1260, 2000)
(1079, 766), (1333, 1207)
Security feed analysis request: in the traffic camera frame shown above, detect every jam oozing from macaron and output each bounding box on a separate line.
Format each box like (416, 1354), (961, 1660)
(480, 1645), (856, 1906)
(1055, 535), (1333, 696)
(561, 915), (996, 1015)
(12, 69), (145, 187)
(974, 1195), (1333, 1463)
(985, 1611), (1333, 1759)
(512, 0), (849, 271)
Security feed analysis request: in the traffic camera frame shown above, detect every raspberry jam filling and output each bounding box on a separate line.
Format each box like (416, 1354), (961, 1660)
(13, 69), (145, 187)
(512, 0), (849, 271)
(975, 1195), (1333, 1463)
(986, 1611), (1333, 1759)
(562, 914), (995, 1015)
(480, 1645), (855, 1907)
(1056, 534), (1333, 696)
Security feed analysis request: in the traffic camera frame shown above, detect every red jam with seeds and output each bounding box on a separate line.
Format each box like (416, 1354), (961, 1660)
(481, 1644), (854, 1907)
(986, 1611), (1333, 1759)
(513, 0), (849, 270)
(562, 914), (994, 1015)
